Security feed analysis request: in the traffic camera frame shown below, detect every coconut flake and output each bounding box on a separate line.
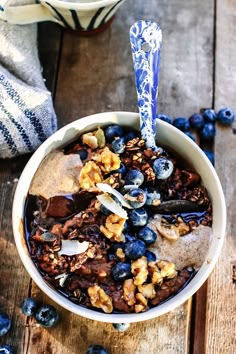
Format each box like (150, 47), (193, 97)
(58, 240), (89, 256)
(97, 183), (132, 209)
(55, 272), (69, 287)
(97, 193), (128, 219)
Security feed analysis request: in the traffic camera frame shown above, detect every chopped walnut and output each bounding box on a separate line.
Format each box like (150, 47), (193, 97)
(88, 285), (113, 313)
(157, 260), (177, 279)
(79, 161), (103, 190)
(135, 293), (148, 313)
(103, 173), (122, 189)
(148, 262), (163, 285)
(116, 247), (126, 261)
(100, 213), (126, 242)
(123, 279), (136, 306)
(138, 283), (156, 299)
(131, 256), (148, 286)
(82, 133), (98, 149)
(100, 147), (121, 173)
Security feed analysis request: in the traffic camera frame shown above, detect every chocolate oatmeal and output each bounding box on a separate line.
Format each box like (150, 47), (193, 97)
(24, 124), (212, 314)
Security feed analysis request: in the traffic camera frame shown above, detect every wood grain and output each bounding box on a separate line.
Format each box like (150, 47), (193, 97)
(0, 23), (62, 353)
(205, 1), (236, 353)
(0, 0), (219, 353)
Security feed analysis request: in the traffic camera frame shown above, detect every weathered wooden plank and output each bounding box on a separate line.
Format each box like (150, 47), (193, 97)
(26, 1), (215, 354)
(38, 23), (63, 95)
(205, 1), (236, 353)
(0, 22), (62, 353)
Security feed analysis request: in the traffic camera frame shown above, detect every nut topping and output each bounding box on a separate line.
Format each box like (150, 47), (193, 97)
(88, 285), (113, 313)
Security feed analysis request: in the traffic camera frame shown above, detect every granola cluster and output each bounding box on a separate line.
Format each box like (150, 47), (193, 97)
(26, 125), (212, 314)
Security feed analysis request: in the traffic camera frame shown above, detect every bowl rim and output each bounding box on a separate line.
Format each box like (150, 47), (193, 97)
(12, 111), (226, 323)
(42, 0), (125, 11)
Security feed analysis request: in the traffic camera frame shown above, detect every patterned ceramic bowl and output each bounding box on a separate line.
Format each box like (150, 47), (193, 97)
(0, 0), (126, 32)
(12, 112), (226, 323)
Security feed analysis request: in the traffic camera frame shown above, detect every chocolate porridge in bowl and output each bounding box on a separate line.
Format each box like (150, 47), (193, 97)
(13, 112), (226, 322)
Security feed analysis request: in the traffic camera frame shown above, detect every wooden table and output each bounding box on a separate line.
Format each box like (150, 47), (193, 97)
(0, 0), (236, 353)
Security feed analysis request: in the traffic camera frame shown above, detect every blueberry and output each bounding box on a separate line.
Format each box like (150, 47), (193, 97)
(124, 131), (137, 142)
(217, 107), (235, 126)
(35, 305), (59, 328)
(114, 162), (127, 175)
(0, 313), (11, 336)
(202, 108), (216, 123)
(86, 345), (108, 354)
(111, 137), (125, 154)
(173, 117), (190, 132)
(76, 149), (88, 160)
(125, 188), (147, 209)
(144, 187), (161, 206)
(188, 113), (205, 130)
(203, 150), (215, 165)
(113, 323), (130, 332)
(156, 114), (172, 124)
(145, 250), (157, 262)
(153, 157), (174, 180)
(137, 227), (157, 245)
(124, 233), (136, 243)
(0, 345), (14, 354)
(112, 262), (132, 282)
(123, 220), (129, 233)
(21, 297), (38, 317)
(200, 123), (216, 140)
(105, 125), (124, 142)
(125, 240), (146, 260)
(184, 132), (196, 142)
(124, 169), (144, 186)
(128, 208), (148, 227)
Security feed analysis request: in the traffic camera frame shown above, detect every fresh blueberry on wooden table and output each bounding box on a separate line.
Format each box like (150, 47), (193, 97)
(21, 298), (38, 317)
(112, 323), (130, 332)
(173, 117), (190, 131)
(35, 305), (59, 328)
(189, 113), (205, 130)
(184, 132), (196, 141)
(86, 345), (108, 354)
(156, 114), (172, 124)
(200, 122), (216, 140)
(203, 150), (215, 165)
(0, 313), (11, 336)
(202, 108), (217, 123)
(217, 107), (235, 126)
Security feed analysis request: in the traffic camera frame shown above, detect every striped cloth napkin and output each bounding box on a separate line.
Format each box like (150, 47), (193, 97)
(0, 3), (57, 159)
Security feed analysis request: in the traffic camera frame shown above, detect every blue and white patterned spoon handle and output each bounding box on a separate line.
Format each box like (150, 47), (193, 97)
(130, 20), (162, 150)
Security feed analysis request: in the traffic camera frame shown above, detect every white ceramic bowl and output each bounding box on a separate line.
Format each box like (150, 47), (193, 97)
(12, 112), (226, 323)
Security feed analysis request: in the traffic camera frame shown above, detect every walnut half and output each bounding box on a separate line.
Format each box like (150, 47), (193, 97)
(88, 285), (113, 313)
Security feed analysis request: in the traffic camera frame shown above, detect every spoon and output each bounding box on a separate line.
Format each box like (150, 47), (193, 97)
(130, 20), (162, 150)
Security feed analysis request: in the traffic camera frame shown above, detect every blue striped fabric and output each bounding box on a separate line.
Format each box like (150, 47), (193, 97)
(0, 74), (47, 143)
(0, 101), (33, 152)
